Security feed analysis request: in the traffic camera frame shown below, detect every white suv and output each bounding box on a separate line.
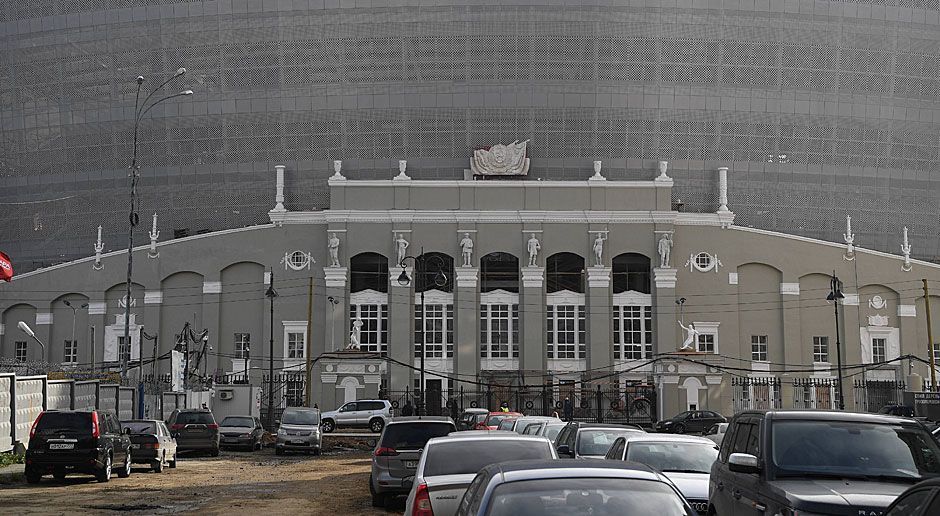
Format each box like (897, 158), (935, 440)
(321, 400), (392, 433)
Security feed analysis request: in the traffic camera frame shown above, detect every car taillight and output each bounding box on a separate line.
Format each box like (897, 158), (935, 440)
(170, 424), (184, 431)
(145, 442), (161, 449)
(206, 423), (219, 430)
(91, 412), (100, 438)
(29, 413), (44, 440)
(374, 447), (398, 457)
(412, 482), (434, 516)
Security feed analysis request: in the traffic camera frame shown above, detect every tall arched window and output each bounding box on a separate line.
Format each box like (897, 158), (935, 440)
(545, 253), (586, 364)
(611, 253), (652, 361)
(414, 252), (455, 363)
(480, 253), (520, 366)
(350, 253), (389, 355)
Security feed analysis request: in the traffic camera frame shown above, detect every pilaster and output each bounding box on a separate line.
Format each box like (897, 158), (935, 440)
(780, 278), (801, 367)
(142, 290), (162, 374)
(521, 267), (545, 372)
(34, 305), (52, 363)
(586, 267), (612, 373)
(202, 278), (222, 375)
(87, 299), (106, 370)
(654, 268), (678, 355)
(454, 268), (478, 389)
(388, 269), (413, 391)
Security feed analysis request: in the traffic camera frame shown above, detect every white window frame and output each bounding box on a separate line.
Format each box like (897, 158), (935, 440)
(860, 326), (899, 366)
(751, 335), (768, 362)
(15, 341), (27, 361)
(812, 336), (829, 363)
(871, 337), (886, 364)
(693, 322), (720, 354)
(546, 291), (586, 362)
(234, 333), (250, 360)
(281, 321), (308, 367)
(103, 314), (141, 363)
(480, 289), (520, 361)
(118, 336), (132, 365)
(350, 289), (389, 356)
(414, 289), (454, 361)
(64, 339), (78, 364)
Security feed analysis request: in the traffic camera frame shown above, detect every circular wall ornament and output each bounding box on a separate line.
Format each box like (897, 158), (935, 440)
(283, 250), (313, 271)
(686, 252), (723, 273)
(869, 295), (887, 310)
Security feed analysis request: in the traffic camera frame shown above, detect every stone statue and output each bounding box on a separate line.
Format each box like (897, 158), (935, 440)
(459, 232), (474, 267)
(395, 233), (410, 266)
(395, 159), (410, 180)
(678, 320), (700, 351)
(471, 140), (531, 176)
(901, 226), (912, 271)
(93, 225), (104, 270)
(658, 233), (673, 268)
(347, 317), (363, 350)
(331, 160), (345, 180)
(328, 233), (341, 267)
(592, 233), (607, 267)
(843, 215), (855, 258)
(590, 160), (605, 180)
(527, 233), (541, 267)
(656, 160), (670, 180)
(148, 213), (160, 259)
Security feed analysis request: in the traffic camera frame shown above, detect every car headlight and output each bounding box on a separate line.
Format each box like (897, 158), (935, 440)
(277, 428), (287, 436)
(662, 421), (673, 426)
(240, 433), (250, 438)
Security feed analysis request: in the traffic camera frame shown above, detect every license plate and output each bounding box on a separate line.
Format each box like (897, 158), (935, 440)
(291, 440), (307, 445)
(223, 438), (236, 442)
(49, 443), (74, 450)
(403, 460), (418, 469)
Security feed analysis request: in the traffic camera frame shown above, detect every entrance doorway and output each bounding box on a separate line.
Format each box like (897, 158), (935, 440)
(426, 379), (443, 416)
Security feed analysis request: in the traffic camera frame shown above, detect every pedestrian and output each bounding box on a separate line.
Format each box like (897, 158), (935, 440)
(401, 400), (414, 417)
(563, 396), (573, 422)
(449, 398), (459, 421)
(499, 401), (510, 413)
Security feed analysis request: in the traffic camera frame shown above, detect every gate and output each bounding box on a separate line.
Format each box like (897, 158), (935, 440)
(261, 373), (307, 428)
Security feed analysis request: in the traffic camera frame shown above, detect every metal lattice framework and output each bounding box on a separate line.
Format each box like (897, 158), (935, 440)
(3, 1), (940, 271)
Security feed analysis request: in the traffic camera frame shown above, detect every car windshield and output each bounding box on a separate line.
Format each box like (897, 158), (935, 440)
(122, 421), (157, 434)
(35, 412), (91, 433)
(484, 477), (691, 516)
(473, 414), (488, 424)
(176, 412), (215, 425)
(282, 410), (320, 425)
(424, 440), (554, 477)
(486, 415), (509, 427)
(221, 416), (255, 428)
(379, 422), (453, 450)
(626, 442), (718, 474)
(577, 429), (640, 456)
(544, 424), (564, 441)
(772, 420), (940, 480)
(498, 419), (517, 431)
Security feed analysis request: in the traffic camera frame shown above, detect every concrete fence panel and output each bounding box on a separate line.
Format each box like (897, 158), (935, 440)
(118, 387), (136, 420)
(73, 381), (98, 411)
(0, 374), (12, 452)
(47, 380), (74, 411)
(161, 392), (185, 419)
(14, 376), (45, 447)
(98, 384), (118, 415)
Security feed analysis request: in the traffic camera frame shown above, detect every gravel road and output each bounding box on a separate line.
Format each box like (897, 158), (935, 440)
(0, 446), (402, 516)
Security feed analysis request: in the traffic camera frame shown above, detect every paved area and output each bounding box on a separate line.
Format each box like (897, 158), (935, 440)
(0, 447), (403, 515)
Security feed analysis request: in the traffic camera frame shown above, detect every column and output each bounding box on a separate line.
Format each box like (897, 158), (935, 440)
(388, 267), (412, 392)
(521, 266), (545, 373)
(841, 290), (862, 409)
(87, 298), (107, 371)
(455, 268), (479, 389)
(653, 267), (678, 355)
(779, 280), (801, 368)
(202, 278), (222, 376)
(586, 267), (612, 375)
(34, 305), (53, 363)
(717, 167), (730, 213)
(272, 165), (286, 212)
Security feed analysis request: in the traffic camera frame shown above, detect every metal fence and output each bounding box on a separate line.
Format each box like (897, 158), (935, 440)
(731, 377), (783, 413)
(260, 373), (307, 429)
(383, 383), (658, 428)
(854, 379), (905, 413)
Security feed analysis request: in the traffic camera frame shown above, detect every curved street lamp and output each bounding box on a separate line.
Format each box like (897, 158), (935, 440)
(826, 272), (846, 411)
(398, 248), (448, 416)
(121, 69), (192, 380)
(17, 321), (45, 363)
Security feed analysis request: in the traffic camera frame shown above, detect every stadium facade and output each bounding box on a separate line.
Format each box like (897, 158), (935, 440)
(3, 1), (940, 272)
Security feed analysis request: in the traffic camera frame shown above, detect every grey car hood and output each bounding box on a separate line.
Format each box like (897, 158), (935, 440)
(661, 472), (709, 501)
(279, 424), (319, 432)
(771, 478), (910, 515)
(219, 426), (254, 434)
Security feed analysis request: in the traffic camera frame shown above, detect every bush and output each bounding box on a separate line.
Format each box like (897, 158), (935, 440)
(0, 453), (24, 468)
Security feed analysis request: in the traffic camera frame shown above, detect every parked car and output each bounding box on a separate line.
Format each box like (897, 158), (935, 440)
(321, 399), (391, 433)
(521, 420), (567, 442)
(709, 410), (940, 516)
(509, 416), (561, 435)
(121, 419), (178, 472)
(496, 417), (519, 431)
(454, 460), (696, 516)
(655, 410), (726, 434)
(456, 408), (489, 431)
(404, 433), (558, 516)
(25, 410), (133, 483)
(474, 411), (522, 430)
(166, 408), (220, 456)
(370, 416), (456, 508)
(218, 415), (264, 451)
(882, 477), (940, 515)
(554, 421), (645, 459)
(605, 433), (718, 515)
(275, 407), (322, 456)
(702, 422), (728, 445)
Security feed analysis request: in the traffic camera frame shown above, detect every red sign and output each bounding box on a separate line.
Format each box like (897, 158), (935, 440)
(0, 251), (13, 282)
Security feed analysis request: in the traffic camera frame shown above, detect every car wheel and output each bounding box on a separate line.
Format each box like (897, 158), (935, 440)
(152, 453), (164, 473)
(96, 454), (112, 483)
(673, 423), (685, 434)
(371, 493), (387, 508)
(369, 418), (385, 433)
(118, 450), (132, 478)
(313, 448), (321, 456)
(210, 446), (220, 457)
(321, 419), (335, 433)
(275, 447), (284, 456)
(168, 453), (177, 469)
(25, 467), (41, 484)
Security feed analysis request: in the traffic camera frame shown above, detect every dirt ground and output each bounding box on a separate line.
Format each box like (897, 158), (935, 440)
(0, 443), (404, 515)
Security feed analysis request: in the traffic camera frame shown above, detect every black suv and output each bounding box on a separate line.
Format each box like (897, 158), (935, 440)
(553, 421), (645, 459)
(709, 410), (940, 516)
(25, 410), (133, 483)
(167, 408), (220, 456)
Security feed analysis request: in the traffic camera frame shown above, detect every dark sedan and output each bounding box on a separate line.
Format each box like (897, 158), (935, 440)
(655, 410), (726, 434)
(219, 415), (264, 451)
(122, 419), (178, 472)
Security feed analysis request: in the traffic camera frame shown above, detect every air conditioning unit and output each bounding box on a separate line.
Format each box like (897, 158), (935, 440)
(219, 390), (234, 401)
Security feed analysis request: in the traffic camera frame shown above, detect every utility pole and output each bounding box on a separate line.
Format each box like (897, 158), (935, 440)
(828, 272), (846, 411)
(265, 269), (278, 428)
(305, 276), (314, 407)
(924, 279), (936, 390)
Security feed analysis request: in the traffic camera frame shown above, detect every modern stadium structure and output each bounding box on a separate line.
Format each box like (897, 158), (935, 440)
(3, 0), (940, 272)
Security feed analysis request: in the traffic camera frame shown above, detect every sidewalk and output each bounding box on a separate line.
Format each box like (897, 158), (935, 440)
(0, 463), (24, 484)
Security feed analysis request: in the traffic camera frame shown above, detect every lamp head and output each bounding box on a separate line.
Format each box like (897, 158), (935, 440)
(63, 300), (72, 307)
(18, 321), (35, 338)
(81, 303), (88, 308)
(432, 271), (447, 287)
(265, 285), (278, 298)
(397, 268), (411, 286)
(181, 89), (193, 96)
(175, 67), (187, 77)
(136, 76), (144, 85)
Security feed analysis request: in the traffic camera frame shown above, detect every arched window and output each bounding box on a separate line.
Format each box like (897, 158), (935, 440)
(612, 253), (650, 294)
(350, 253), (389, 355)
(413, 252), (454, 293)
(480, 253), (520, 364)
(480, 252), (519, 293)
(546, 253), (584, 293)
(350, 253), (389, 293)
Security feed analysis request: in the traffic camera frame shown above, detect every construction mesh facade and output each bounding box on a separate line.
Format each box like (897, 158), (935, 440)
(2, 1), (940, 271)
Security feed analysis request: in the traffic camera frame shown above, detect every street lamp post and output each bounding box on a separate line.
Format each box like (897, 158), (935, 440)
(397, 248), (447, 416)
(62, 300), (88, 365)
(827, 272), (846, 411)
(17, 322), (46, 367)
(265, 269), (279, 428)
(121, 69), (193, 381)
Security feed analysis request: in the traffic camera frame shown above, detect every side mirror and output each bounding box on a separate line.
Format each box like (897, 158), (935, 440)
(556, 444), (573, 458)
(728, 453), (760, 474)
